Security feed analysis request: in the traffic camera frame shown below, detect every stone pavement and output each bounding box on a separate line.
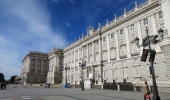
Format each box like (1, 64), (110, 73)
(0, 85), (169, 100)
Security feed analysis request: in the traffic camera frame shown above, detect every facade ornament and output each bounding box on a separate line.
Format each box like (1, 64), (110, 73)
(106, 19), (108, 24)
(82, 33), (84, 38)
(106, 19), (109, 27)
(98, 22), (101, 28)
(88, 26), (94, 35)
(124, 8), (126, 14)
(79, 36), (80, 40)
(114, 14), (117, 23)
(135, 1), (138, 7)
(75, 39), (76, 42)
(135, 1), (138, 11)
(124, 8), (127, 18)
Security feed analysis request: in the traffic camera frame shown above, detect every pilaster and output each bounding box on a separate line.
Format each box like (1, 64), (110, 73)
(99, 38), (102, 61)
(124, 27), (131, 58)
(161, 0), (170, 37)
(41, 59), (43, 73)
(106, 35), (111, 62)
(137, 21), (143, 55)
(115, 32), (120, 60)
(78, 48), (80, 65)
(74, 50), (76, 69)
(87, 44), (89, 63)
(92, 41), (95, 62)
(151, 15), (161, 52)
(35, 58), (37, 73)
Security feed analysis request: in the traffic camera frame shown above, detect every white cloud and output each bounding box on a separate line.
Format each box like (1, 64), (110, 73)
(64, 22), (71, 27)
(0, 0), (67, 80)
(69, 0), (75, 4)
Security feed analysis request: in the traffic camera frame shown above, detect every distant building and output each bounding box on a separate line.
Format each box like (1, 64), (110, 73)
(0, 73), (5, 82)
(15, 76), (22, 84)
(10, 75), (17, 84)
(21, 51), (49, 84)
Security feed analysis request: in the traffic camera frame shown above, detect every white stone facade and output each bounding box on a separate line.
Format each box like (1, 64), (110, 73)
(21, 51), (49, 84)
(62, 0), (170, 92)
(47, 47), (63, 84)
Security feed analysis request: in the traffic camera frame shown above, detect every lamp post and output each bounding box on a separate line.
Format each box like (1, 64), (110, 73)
(64, 66), (70, 88)
(79, 61), (87, 91)
(135, 27), (164, 100)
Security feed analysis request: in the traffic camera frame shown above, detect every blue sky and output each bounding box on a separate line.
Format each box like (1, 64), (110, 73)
(0, 0), (146, 80)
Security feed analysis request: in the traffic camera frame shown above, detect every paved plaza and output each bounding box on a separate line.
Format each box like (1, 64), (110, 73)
(0, 85), (169, 100)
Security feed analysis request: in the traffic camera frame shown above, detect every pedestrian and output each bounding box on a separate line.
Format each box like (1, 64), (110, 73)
(48, 83), (50, 88)
(144, 82), (151, 100)
(3, 82), (6, 90)
(45, 83), (48, 88)
(1, 82), (4, 90)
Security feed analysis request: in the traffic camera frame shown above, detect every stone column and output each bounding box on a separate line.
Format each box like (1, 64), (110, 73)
(124, 27), (131, 58)
(106, 35), (111, 62)
(92, 41), (95, 62)
(137, 21), (143, 55)
(99, 38), (102, 61)
(28, 59), (31, 72)
(115, 32), (120, 60)
(74, 50), (76, 69)
(161, 0), (170, 37)
(87, 44), (89, 63)
(82, 46), (84, 62)
(151, 15), (161, 52)
(35, 58), (38, 73)
(41, 59), (43, 73)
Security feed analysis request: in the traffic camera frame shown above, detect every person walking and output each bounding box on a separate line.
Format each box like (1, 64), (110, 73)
(144, 82), (151, 100)
(1, 82), (4, 90)
(3, 82), (6, 90)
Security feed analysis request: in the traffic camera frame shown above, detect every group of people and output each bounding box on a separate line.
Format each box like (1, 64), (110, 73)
(0, 82), (6, 90)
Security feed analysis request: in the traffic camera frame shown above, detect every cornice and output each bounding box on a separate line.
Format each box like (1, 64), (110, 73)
(63, 0), (160, 53)
(101, 1), (160, 34)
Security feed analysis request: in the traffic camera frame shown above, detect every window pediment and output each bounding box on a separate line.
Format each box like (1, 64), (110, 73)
(120, 44), (126, 47)
(110, 47), (116, 50)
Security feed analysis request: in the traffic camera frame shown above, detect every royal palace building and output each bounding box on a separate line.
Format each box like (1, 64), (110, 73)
(21, 0), (170, 93)
(62, 0), (170, 93)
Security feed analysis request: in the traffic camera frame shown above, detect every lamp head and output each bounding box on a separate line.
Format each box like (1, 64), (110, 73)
(135, 37), (139, 47)
(158, 28), (164, 40)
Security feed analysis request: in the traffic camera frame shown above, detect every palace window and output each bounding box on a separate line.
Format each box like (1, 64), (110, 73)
(95, 72), (98, 79)
(120, 29), (123, 35)
(112, 70), (116, 78)
(134, 66), (140, 77)
(158, 11), (163, 19)
(71, 75), (74, 80)
(121, 68), (127, 78)
(111, 33), (114, 39)
(143, 18), (148, 25)
(131, 24), (134, 31)
(103, 37), (106, 42)
(103, 71), (106, 79)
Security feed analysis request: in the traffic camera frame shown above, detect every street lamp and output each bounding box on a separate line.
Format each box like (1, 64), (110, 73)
(135, 27), (164, 100)
(64, 66), (70, 88)
(79, 61), (87, 91)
